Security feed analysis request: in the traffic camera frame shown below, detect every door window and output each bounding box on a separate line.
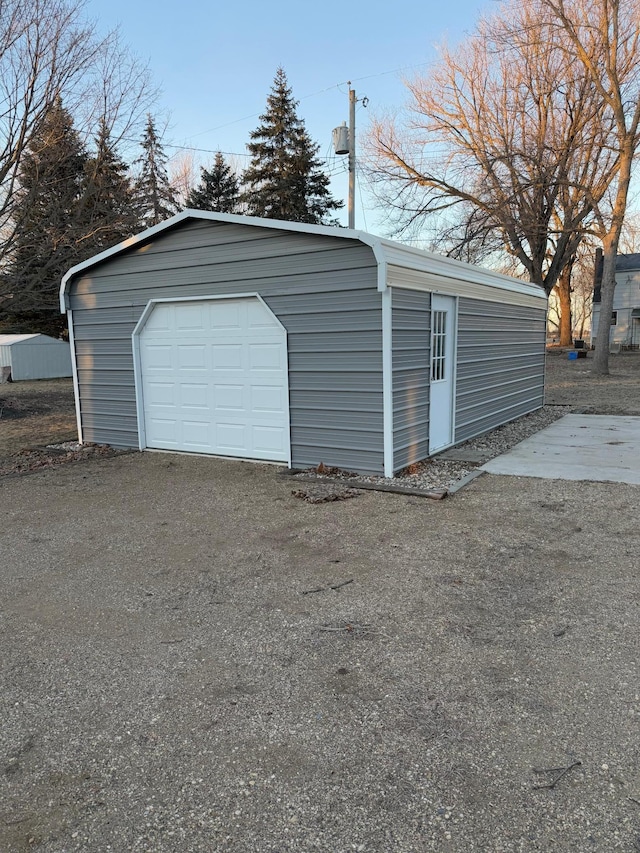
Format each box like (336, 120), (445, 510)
(431, 310), (447, 382)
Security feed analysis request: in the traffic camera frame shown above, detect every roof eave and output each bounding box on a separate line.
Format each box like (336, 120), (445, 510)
(59, 209), (544, 312)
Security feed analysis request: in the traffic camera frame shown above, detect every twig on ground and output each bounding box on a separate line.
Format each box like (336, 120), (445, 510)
(330, 578), (354, 590)
(302, 578), (354, 595)
(319, 623), (369, 633)
(628, 797), (640, 807)
(533, 761), (582, 790)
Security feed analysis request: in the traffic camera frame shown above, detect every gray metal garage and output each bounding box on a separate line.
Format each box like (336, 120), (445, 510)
(60, 211), (547, 476)
(0, 333), (72, 381)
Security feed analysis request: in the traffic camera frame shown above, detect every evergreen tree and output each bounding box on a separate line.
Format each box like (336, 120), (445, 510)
(134, 114), (179, 228)
(81, 119), (139, 253)
(187, 152), (240, 213)
(242, 68), (342, 224)
(4, 98), (88, 335)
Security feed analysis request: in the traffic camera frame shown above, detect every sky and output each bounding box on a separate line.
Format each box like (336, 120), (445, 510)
(83, 0), (494, 234)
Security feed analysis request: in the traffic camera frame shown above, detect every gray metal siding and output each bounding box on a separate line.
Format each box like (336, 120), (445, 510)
(391, 288), (431, 470)
(68, 219), (384, 473)
(455, 298), (546, 443)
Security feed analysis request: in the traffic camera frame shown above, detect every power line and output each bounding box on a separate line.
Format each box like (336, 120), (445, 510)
(181, 61), (433, 143)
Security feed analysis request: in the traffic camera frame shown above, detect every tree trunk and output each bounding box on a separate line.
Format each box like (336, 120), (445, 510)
(555, 265), (573, 347)
(592, 145), (634, 376)
(592, 242), (617, 375)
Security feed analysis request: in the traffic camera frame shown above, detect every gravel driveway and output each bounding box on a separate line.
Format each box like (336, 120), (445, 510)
(1, 353), (640, 852)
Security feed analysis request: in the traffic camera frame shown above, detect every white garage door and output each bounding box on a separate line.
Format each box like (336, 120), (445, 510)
(138, 297), (289, 461)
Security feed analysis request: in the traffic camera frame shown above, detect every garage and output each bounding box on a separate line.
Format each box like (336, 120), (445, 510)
(0, 333), (72, 381)
(60, 210), (546, 476)
(134, 296), (289, 461)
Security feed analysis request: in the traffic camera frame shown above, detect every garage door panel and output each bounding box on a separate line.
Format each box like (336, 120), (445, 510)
(215, 422), (247, 450)
(247, 300), (280, 329)
(251, 386), (285, 413)
(177, 344), (207, 370)
(210, 302), (242, 329)
(139, 297), (289, 461)
(144, 344), (173, 369)
(253, 426), (286, 453)
(249, 343), (283, 370)
(146, 381), (176, 407)
(212, 344), (244, 370)
(182, 420), (211, 446)
(175, 304), (207, 331)
(214, 385), (244, 410)
(145, 306), (172, 332)
(147, 417), (178, 444)
(180, 383), (209, 408)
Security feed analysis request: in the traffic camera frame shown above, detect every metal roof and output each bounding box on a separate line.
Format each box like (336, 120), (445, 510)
(60, 210), (546, 312)
(0, 334), (40, 345)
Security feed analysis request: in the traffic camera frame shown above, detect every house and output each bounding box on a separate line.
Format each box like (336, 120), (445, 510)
(59, 211), (547, 476)
(591, 252), (640, 349)
(0, 333), (72, 381)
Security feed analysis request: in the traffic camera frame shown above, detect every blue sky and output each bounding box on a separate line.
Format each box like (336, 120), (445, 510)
(84, 0), (493, 232)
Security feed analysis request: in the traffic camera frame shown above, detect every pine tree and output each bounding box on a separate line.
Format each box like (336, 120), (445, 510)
(134, 114), (179, 228)
(242, 68), (342, 224)
(4, 98), (88, 335)
(81, 119), (139, 253)
(187, 151), (240, 213)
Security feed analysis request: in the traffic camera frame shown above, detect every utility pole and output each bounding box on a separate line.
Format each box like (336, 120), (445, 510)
(348, 85), (356, 230)
(332, 85), (368, 230)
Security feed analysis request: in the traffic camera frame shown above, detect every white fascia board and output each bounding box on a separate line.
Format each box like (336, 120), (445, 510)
(386, 264), (546, 309)
(381, 241), (546, 303)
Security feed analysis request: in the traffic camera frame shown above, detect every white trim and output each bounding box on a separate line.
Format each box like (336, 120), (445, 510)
(131, 291), (290, 336)
(131, 293), (292, 465)
(429, 294), (457, 454)
(381, 287), (394, 477)
(387, 265), (546, 308)
(59, 209), (545, 313)
(66, 310), (84, 444)
(451, 295), (459, 444)
(132, 322), (146, 450)
(145, 448), (287, 466)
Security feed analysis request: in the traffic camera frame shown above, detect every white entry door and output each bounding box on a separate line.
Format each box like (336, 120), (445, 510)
(429, 294), (456, 453)
(137, 297), (290, 462)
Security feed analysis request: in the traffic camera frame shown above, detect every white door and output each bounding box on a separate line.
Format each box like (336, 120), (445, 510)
(429, 294), (456, 453)
(138, 297), (289, 461)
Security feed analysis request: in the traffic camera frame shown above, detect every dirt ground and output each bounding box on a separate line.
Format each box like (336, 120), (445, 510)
(1, 355), (640, 852)
(0, 379), (125, 475)
(545, 349), (640, 414)
(0, 379), (76, 462)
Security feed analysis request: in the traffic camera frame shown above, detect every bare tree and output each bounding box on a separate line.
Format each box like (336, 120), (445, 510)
(169, 151), (197, 209)
(0, 0), (154, 269)
(536, 0), (640, 374)
(365, 0), (619, 345)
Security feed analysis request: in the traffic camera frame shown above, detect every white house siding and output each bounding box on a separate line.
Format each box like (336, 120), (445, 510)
(592, 268), (640, 347)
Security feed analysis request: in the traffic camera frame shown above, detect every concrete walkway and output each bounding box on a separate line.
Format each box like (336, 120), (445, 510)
(481, 414), (640, 484)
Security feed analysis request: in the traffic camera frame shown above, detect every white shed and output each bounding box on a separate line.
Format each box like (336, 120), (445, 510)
(0, 334), (72, 381)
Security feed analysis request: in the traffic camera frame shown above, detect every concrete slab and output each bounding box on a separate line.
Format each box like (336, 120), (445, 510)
(481, 414), (640, 484)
